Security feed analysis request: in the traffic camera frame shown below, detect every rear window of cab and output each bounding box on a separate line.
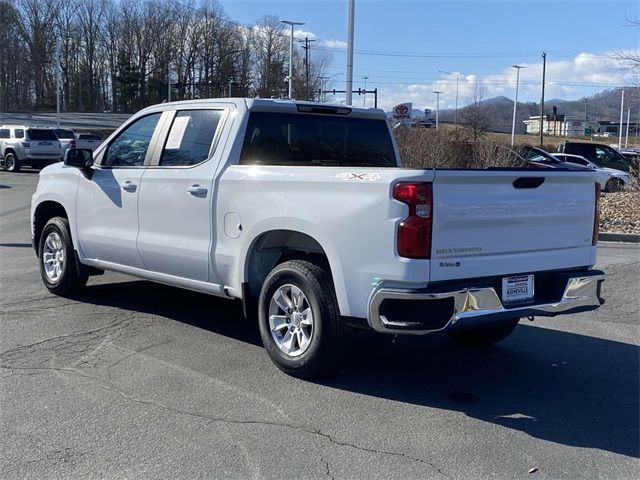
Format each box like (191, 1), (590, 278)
(27, 129), (58, 141)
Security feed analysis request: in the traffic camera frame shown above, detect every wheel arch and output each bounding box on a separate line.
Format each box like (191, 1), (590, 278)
(241, 228), (348, 316)
(33, 201), (69, 256)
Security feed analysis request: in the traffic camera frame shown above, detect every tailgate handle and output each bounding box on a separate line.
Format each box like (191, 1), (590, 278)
(513, 177), (545, 189)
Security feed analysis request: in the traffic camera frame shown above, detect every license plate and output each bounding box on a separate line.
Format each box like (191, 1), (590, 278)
(502, 275), (534, 303)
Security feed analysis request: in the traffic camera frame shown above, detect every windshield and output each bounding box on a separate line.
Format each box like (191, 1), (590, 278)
(27, 129), (58, 141)
(592, 146), (633, 171)
(520, 147), (561, 164)
(54, 129), (75, 139)
(240, 112), (397, 167)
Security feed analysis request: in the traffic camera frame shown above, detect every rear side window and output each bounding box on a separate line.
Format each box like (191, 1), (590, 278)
(27, 129), (58, 141)
(239, 112), (397, 167)
(0, 129), (9, 138)
(54, 129), (75, 139)
(14, 129), (24, 138)
(159, 110), (223, 167)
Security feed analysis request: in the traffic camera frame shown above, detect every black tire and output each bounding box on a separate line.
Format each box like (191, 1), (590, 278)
(258, 260), (347, 378)
(38, 217), (88, 296)
(447, 319), (519, 347)
(605, 178), (623, 192)
(4, 152), (20, 172)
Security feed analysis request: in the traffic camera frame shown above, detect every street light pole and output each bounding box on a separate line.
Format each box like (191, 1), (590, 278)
(619, 89), (625, 149)
(625, 107), (631, 148)
(167, 63), (171, 102)
(346, 0), (355, 105)
(55, 36), (61, 128)
(434, 90), (443, 130)
(281, 20), (305, 99)
(362, 75), (369, 107)
(511, 65), (525, 146)
(439, 71), (460, 125)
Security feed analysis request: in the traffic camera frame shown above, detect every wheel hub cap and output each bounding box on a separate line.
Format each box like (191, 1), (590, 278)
(42, 232), (64, 282)
(268, 284), (314, 357)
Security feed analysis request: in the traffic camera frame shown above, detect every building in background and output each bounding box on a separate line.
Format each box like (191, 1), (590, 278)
(523, 115), (589, 137)
(594, 121), (638, 138)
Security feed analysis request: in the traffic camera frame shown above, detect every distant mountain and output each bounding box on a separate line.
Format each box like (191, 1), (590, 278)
(479, 95), (512, 106)
(435, 88), (632, 133)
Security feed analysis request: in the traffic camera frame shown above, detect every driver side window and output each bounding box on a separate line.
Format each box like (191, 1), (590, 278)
(102, 113), (162, 167)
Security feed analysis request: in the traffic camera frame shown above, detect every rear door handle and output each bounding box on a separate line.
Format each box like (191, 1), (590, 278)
(186, 185), (208, 197)
(121, 181), (137, 192)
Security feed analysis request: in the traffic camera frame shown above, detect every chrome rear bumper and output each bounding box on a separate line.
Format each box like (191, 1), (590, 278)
(368, 272), (605, 335)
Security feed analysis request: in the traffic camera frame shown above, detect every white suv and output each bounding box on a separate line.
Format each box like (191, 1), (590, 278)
(0, 125), (62, 172)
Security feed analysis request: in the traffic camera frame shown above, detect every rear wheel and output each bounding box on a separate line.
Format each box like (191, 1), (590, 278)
(38, 217), (88, 296)
(447, 319), (519, 347)
(605, 178), (624, 192)
(258, 260), (347, 378)
(4, 152), (20, 172)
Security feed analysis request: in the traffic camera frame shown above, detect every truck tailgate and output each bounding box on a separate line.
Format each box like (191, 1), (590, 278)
(430, 170), (597, 282)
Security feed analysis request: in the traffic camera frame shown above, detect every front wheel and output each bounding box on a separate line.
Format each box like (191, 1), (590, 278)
(258, 260), (347, 378)
(4, 153), (21, 172)
(38, 217), (88, 296)
(447, 319), (519, 347)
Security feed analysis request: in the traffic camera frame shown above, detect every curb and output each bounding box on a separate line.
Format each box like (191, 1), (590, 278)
(599, 232), (640, 243)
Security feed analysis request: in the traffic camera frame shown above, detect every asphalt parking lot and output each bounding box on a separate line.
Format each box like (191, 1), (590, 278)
(1, 170), (639, 479)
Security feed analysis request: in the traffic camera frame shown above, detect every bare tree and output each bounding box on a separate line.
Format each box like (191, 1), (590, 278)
(254, 15), (288, 98)
(0, 0), (335, 112)
(461, 83), (491, 142)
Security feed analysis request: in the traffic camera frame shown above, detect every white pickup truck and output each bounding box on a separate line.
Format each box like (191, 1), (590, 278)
(31, 99), (605, 378)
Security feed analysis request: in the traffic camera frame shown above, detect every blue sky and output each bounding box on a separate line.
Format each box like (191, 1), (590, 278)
(222, 0), (639, 110)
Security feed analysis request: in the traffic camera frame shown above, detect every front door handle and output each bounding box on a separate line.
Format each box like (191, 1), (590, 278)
(186, 185), (208, 197)
(121, 181), (137, 193)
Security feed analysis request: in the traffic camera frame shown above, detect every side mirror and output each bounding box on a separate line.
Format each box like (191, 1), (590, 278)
(64, 148), (94, 169)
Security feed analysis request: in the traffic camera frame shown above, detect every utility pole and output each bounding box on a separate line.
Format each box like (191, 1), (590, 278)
(362, 76), (369, 107)
(619, 89), (625, 149)
(298, 37), (316, 100)
(346, 0), (355, 105)
(55, 36), (61, 128)
(434, 91), (443, 130)
(511, 65), (525, 147)
(539, 52), (546, 146)
(281, 20), (305, 99)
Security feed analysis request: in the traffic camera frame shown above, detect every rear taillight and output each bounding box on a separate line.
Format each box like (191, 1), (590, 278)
(592, 182), (600, 246)
(393, 182), (433, 259)
(22, 141), (30, 148)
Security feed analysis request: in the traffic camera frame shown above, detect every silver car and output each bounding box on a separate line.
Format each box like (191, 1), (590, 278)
(75, 133), (102, 150)
(53, 128), (77, 157)
(0, 125), (62, 172)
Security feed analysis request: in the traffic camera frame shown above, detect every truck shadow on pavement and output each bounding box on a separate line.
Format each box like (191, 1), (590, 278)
(76, 279), (639, 459)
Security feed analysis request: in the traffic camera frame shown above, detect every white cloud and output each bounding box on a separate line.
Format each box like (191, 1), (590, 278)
(293, 29), (316, 40)
(370, 52), (635, 112)
(320, 39), (348, 49)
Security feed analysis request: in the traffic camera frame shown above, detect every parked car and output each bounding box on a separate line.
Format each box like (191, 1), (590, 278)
(557, 141), (639, 173)
(30, 99), (605, 378)
(0, 125), (62, 172)
(75, 133), (102, 150)
(515, 145), (589, 170)
(619, 148), (640, 160)
(554, 153), (630, 192)
(54, 128), (77, 156)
